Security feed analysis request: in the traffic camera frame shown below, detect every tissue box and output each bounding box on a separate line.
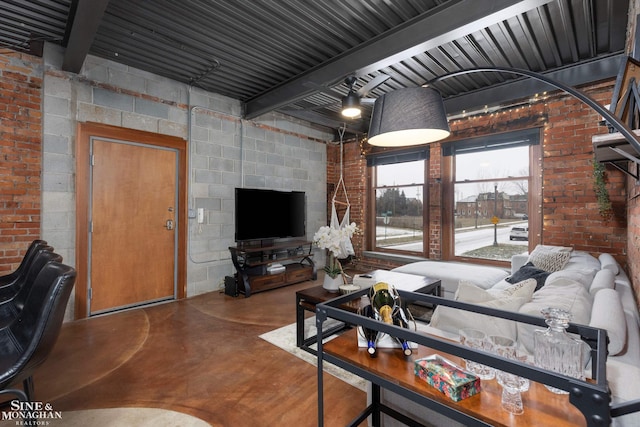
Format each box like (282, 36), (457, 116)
(414, 355), (481, 402)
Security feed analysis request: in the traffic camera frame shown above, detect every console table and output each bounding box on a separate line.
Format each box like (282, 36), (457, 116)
(315, 288), (614, 427)
(229, 240), (316, 297)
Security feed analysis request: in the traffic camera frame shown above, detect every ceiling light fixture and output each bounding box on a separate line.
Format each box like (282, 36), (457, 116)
(367, 66), (640, 154)
(341, 90), (361, 118)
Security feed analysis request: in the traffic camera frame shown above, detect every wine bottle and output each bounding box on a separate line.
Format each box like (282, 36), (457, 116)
(359, 303), (378, 357)
(371, 282), (396, 325)
(393, 308), (412, 356)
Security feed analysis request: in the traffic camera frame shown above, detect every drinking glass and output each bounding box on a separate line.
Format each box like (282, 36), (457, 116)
(489, 335), (524, 415)
(458, 328), (495, 380)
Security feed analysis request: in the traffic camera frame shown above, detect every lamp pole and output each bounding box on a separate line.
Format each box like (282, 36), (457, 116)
(475, 198), (478, 229)
(426, 66), (640, 154)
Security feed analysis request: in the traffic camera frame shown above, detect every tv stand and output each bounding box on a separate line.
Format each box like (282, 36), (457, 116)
(229, 240), (316, 297)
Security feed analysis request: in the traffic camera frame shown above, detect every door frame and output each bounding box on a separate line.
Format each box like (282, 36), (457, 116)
(76, 122), (188, 319)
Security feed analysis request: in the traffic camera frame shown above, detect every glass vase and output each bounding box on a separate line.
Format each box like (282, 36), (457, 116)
(533, 307), (584, 394)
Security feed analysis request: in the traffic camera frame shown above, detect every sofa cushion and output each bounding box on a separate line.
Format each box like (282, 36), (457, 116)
(546, 268), (597, 291)
(589, 288), (627, 355)
(430, 281), (528, 340)
(517, 277), (593, 353)
(565, 251), (601, 271)
(598, 253), (619, 275)
(506, 262), (550, 291)
(527, 245), (571, 272)
(589, 268), (615, 296)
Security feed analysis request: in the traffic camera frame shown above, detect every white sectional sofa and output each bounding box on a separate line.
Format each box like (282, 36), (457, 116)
(379, 246), (640, 426)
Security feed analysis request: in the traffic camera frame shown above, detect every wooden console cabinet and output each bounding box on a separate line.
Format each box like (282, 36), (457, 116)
(229, 240), (316, 297)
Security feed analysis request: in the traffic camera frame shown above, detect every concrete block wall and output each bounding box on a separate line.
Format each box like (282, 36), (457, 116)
(187, 104), (329, 294)
(35, 42), (331, 318)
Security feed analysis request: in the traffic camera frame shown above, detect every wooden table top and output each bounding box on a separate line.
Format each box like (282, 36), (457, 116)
(323, 330), (587, 427)
(296, 285), (365, 312)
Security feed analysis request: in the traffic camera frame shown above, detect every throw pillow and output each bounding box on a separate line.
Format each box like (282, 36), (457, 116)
(452, 280), (494, 302)
(506, 262), (550, 291)
(527, 245), (572, 272)
(488, 278), (537, 300)
(430, 281), (527, 340)
(454, 279), (536, 302)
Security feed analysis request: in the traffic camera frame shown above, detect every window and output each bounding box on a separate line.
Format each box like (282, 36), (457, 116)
(368, 150), (428, 256)
(367, 148), (429, 256)
(445, 128), (539, 262)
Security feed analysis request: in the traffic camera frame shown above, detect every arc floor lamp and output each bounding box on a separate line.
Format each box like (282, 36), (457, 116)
(367, 66), (640, 157)
(367, 66), (640, 422)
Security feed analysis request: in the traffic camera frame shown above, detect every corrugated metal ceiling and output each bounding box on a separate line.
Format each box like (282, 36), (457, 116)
(0, 0), (630, 134)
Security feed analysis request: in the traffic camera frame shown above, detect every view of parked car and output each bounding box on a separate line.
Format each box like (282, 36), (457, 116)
(509, 225), (529, 241)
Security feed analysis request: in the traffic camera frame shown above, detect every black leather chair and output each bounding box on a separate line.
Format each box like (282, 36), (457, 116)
(0, 240), (50, 288)
(0, 250), (63, 328)
(0, 247), (58, 303)
(0, 261), (76, 403)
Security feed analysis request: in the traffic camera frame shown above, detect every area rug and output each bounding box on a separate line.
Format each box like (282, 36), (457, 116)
(259, 317), (367, 391)
(42, 407), (212, 427)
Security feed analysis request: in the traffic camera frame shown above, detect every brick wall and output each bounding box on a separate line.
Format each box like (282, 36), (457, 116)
(0, 53), (43, 273)
(327, 139), (366, 257)
(329, 80), (630, 285)
(627, 174), (640, 305)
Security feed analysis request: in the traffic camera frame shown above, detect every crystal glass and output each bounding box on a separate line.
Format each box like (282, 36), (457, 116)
(459, 328), (495, 380)
(497, 372), (524, 415)
(533, 307), (584, 394)
(488, 335), (524, 415)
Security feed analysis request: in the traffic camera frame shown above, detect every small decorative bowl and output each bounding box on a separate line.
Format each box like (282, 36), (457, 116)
(339, 284), (360, 295)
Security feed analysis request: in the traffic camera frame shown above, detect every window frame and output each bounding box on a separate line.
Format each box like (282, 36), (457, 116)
(367, 149), (430, 257)
(441, 128), (541, 266)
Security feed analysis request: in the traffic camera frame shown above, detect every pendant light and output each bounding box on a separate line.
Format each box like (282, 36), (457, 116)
(367, 87), (450, 147)
(341, 90), (361, 118)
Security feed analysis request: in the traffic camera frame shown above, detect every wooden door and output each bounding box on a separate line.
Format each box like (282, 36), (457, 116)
(89, 138), (178, 314)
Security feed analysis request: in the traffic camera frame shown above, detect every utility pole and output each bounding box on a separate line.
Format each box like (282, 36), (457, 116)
(493, 184), (498, 246)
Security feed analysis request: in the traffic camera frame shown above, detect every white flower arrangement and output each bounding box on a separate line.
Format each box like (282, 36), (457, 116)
(313, 222), (358, 278)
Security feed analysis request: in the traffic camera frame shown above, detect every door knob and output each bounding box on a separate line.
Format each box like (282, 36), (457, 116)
(166, 219), (174, 230)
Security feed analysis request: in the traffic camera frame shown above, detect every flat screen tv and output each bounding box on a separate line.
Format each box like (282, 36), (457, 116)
(235, 188), (306, 242)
